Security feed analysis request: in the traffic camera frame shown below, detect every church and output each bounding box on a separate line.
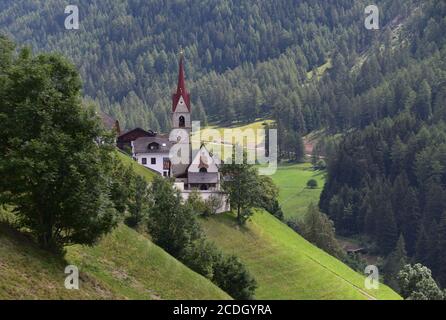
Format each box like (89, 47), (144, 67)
(122, 54), (229, 213)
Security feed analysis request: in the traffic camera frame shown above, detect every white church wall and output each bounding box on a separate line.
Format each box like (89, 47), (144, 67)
(134, 152), (169, 176)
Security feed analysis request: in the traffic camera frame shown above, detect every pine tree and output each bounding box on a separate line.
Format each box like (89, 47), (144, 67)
(413, 80), (432, 120)
(377, 200), (398, 255)
(384, 234), (408, 292)
(436, 211), (446, 287)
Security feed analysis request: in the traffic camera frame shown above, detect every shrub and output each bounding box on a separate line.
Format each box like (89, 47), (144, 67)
(306, 179), (318, 189)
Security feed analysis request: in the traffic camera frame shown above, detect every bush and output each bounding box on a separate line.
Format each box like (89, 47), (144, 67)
(212, 254), (257, 300)
(204, 194), (223, 216)
(187, 189), (208, 215)
(181, 239), (218, 279)
(306, 179), (318, 189)
(314, 159), (327, 170)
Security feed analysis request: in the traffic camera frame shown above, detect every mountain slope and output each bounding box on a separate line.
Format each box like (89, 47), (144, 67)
(119, 144), (400, 299)
(201, 210), (400, 300)
(0, 0), (411, 130)
(0, 153), (230, 300)
(0, 220), (230, 300)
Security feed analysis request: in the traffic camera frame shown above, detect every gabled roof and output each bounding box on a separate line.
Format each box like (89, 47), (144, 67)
(188, 144), (219, 173)
(117, 128), (155, 142)
(172, 54), (191, 112)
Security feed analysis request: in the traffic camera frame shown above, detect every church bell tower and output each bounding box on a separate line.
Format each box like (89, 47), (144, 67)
(170, 52), (192, 177)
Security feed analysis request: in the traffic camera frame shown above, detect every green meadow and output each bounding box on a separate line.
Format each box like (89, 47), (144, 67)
(270, 163), (326, 220)
(201, 210), (400, 300)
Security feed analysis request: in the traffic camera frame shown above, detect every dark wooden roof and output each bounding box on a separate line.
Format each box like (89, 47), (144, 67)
(132, 136), (174, 154)
(117, 128), (155, 143)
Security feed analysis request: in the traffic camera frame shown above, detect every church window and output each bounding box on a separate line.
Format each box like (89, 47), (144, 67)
(151, 158), (156, 165)
(141, 158), (147, 165)
(179, 116), (185, 128)
(199, 167), (208, 173)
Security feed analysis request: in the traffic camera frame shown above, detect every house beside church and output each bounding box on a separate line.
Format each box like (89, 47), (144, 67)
(120, 54), (229, 213)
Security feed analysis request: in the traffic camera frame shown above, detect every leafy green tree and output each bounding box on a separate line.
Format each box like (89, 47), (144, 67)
(212, 253), (257, 300)
(204, 194), (224, 216)
(397, 264), (444, 300)
(221, 155), (261, 225)
(300, 203), (345, 259)
(0, 45), (119, 250)
(257, 175), (283, 220)
(186, 189), (208, 215)
(125, 174), (150, 228)
(147, 177), (201, 257)
(181, 239), (218, 280)
(147, 177), (257, 299)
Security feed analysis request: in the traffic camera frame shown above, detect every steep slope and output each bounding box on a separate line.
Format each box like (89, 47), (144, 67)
(0, 220), (230, 300)
(0, 153), (230, 300)
(65, 224), (231, 300)
(201, 210), (401, 300)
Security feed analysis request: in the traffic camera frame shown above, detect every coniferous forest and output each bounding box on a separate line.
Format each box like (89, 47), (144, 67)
(2, 0), (446, 299)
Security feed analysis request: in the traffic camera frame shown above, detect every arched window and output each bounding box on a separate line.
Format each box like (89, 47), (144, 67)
(179, 116), (185, 128)
(199, 167), (208, 173)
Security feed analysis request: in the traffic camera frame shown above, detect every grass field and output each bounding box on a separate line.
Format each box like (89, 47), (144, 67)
(0, 220), (230, 300)
(201, 210), (400, 300)
(271, 163), (325, 220)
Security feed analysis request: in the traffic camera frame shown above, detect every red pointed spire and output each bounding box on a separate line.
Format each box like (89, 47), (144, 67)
(172, 52), (190, 111)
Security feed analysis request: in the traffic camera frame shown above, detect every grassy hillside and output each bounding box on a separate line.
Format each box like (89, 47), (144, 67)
(271, 163), (325, 220)
(0, 152), (230, 300)
(0, 219), (230, 300)
(115, 150), (156, 181)
(201, 210), (401, 300)
(66, 224), (231, 300)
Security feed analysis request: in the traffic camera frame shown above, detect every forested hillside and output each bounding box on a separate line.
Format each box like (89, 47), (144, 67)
(318, 0), (446, 292)
(0, 0), (413, 135)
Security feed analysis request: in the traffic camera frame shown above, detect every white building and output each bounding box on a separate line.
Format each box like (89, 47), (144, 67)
(132, 135), (173, 177)
(131, 54), (229, 213)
